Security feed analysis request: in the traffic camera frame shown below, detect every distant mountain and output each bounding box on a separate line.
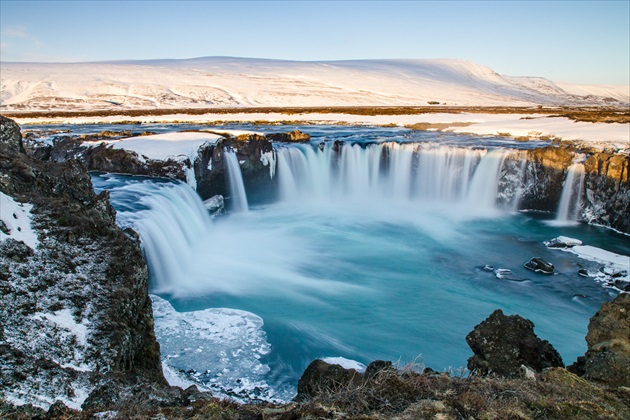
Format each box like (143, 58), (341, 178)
(1, 57), (627, 112)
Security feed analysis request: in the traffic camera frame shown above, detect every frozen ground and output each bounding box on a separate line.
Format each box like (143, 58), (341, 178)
(16, 112), (630, 147)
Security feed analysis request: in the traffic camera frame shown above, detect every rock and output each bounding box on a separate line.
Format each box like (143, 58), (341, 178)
(544, 236), (583, 248)
(524, 257), (554, 274)
(0, 117), (166, 409)
(579, 293), (630, 387)
(0, 115), (24, 153)
(466, 309), (564, 377)
(364, 360), (395, 380)
(519, 364), (537, 380)
(494, 268), (512, 279)
(203, 194), (224, 216)
(296, 359), (363, 401)
(268, 129), (311, 143)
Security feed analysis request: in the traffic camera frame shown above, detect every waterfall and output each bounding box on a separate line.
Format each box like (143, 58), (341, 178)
(275, 142), (518, 214)
(112, 181), (213, 292)
(466, 149), (509, 212)
(556, 162), (585, 223)
(225, 150), (249, 212)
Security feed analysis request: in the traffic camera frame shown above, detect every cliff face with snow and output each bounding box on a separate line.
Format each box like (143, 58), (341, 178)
(0, 116), (168, 410)
(1, 57), (627, 112)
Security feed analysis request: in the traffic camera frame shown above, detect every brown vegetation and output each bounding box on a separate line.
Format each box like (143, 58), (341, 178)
(3, 106), (629, 123)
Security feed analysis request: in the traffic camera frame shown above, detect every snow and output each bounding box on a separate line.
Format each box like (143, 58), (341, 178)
(16, 112), (630, 147)
(34, 308), (89, 347)
(544, 236), (583, 248)
(0, 191), (39, 249)
(2, 57), (627, 112)
(321, 357), (367, 373)
(98, 132), (224, 161)
(546, 238), (629, 289)
(569, 245), (630, 270)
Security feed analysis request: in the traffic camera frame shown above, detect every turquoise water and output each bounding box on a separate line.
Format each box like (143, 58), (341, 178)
(83, 125), (627, 401)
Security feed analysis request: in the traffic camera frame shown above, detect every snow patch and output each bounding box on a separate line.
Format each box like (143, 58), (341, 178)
(34, 309), (89, 347)
(321, 357), (367, 373)
(101, 132), (224, 161)
(0, 191), (39, 249)
(569, 245), (629, 270)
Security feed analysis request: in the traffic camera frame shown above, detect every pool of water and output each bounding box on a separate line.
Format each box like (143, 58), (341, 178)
(92, 169), (624, 401)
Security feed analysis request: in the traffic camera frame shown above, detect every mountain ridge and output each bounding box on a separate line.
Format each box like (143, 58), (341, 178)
(1, 57), (628, 112)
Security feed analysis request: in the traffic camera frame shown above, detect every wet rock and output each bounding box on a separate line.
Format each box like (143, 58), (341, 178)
(268, 129), (311, 143)
(524, 257), (555, 274)
(466, 309), (564, 377)
(203, 194), (224, 216)
(579, 293), (630, 387)
(296, 359), (363, 401)
(582, 152), (630, 233)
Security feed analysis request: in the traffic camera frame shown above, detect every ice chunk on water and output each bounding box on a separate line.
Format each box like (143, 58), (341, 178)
(151, 295), (281, 402)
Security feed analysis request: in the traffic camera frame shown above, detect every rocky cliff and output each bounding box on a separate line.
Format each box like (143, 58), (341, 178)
(0, 116), (187, 411)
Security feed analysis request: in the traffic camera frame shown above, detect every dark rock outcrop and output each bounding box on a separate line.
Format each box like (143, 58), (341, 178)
(519, 146), (575, 212)
(524, 257), (555, 274)
(466, 309), (564, 377)
(0, 115), (168, 409)
(515, 145), (630, 233)
(582, 151), (630, 233)
(268, 129), (311, 143)
(573, 293), (630, 387)
(296, 359), (363, 401)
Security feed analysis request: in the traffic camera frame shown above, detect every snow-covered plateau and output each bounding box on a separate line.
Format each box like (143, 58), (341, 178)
(1, 57), (628, 112)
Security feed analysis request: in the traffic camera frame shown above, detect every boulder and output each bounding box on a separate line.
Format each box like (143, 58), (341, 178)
(579, 293), (630, 387)
(268, 129), (311, 143)
(466, 309), (564, 377)
(524, 257), (554, 274)
(295, 359), (363, 401)
(364, 360), (395, 380)
(0, 115), (24, 153)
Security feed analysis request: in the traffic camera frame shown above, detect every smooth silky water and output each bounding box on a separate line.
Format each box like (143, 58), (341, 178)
(85, 125), (627, 402)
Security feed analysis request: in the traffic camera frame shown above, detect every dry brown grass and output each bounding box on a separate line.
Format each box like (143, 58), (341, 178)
(3, 106), (629, 123)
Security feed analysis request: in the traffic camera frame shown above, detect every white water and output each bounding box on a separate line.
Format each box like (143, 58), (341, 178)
(556, 163), (585, 224)
(91, 145), (623, 403)
(225, 150), (249, 212)
(276, 142), (517, 217)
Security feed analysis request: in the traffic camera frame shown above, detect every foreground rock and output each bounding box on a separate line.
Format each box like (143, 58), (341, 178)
(0, 116), (198, 410)
(296, 359), (363, 401)
(466, 309), (564, 377)
(571, 292), (630, 387)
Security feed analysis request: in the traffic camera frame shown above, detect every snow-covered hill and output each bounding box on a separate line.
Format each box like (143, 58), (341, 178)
(1, 57), (627, 112)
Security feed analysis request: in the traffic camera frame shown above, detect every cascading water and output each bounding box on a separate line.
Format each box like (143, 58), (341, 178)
(90, 130), (625, 405)
(225, 150), (249, 212)
(556, 162), (585, 224)
(276, 142), (517, 215)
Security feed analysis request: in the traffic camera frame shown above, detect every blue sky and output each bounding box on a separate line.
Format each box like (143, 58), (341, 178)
(1, 1), (628, 84)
